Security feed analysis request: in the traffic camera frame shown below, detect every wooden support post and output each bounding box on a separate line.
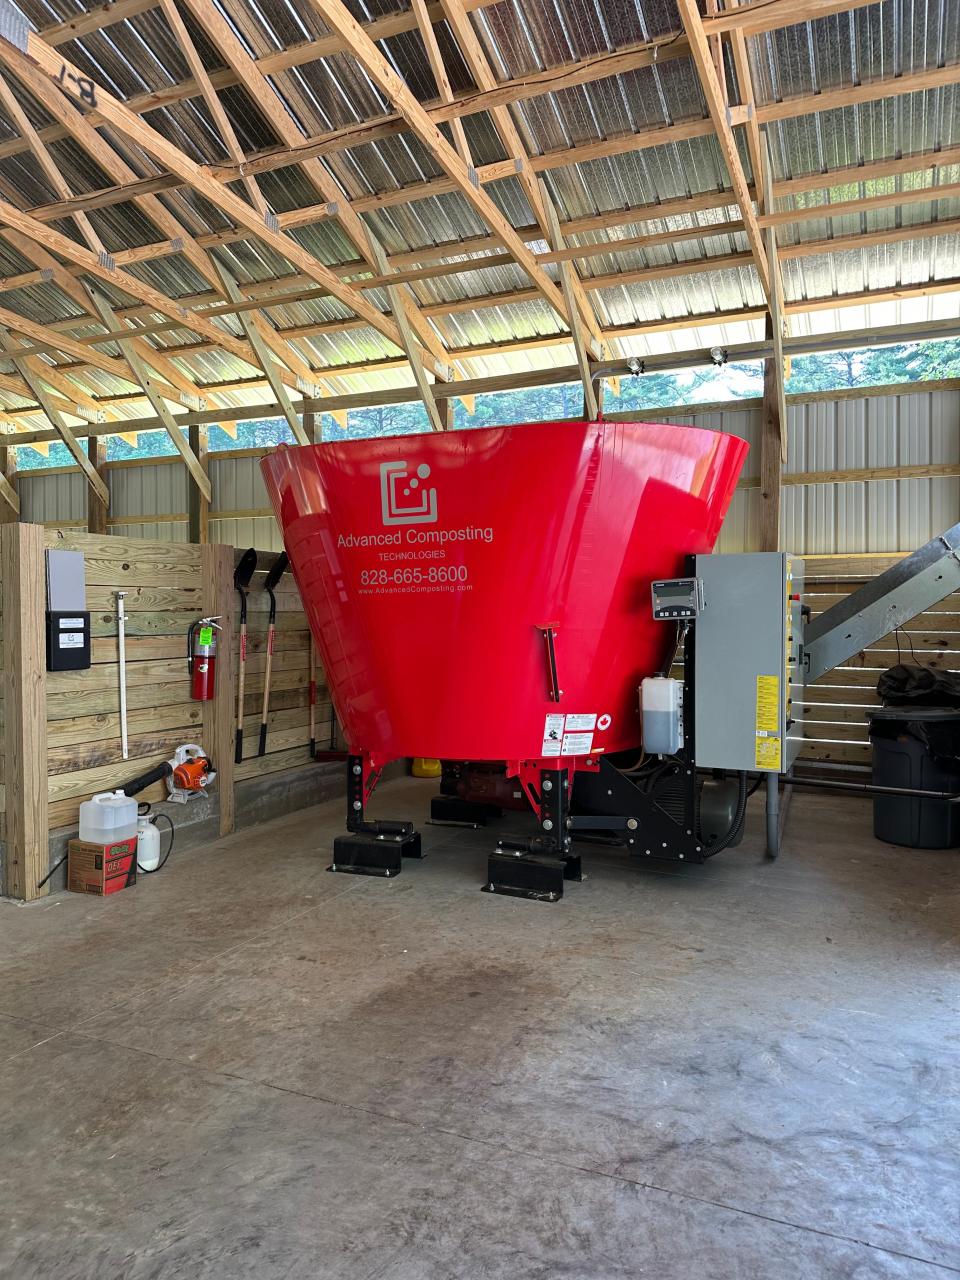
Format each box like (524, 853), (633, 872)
(0, 445), (18, 521)
(2, 522), (49, 899)
(760, 328), (782, 553)
(201, 543), (237, 837)
(303, 409), (320, 444)
(87, 435), (109, 534)
(188, 423), (210, 544)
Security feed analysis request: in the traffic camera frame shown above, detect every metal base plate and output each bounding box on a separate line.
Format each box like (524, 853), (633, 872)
(482, 846), (577, 902)
(329, 830), (421, 878)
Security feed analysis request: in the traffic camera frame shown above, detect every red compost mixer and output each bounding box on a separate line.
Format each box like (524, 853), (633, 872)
(262, 419), (749, 899)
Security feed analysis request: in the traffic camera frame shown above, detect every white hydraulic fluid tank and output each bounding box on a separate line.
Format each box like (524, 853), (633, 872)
(641, 676), (684, 756)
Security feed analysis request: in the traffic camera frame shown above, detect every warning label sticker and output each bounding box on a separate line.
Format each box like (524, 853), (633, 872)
(564, 713), (597, 732)
(542, 714), (565, 756)
(561, 732), (593, 756)
(755, 736), (782, 770)
(755, 675), (782, 770)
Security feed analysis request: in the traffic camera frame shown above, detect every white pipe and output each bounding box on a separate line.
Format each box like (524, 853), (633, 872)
(117, 591), (128, 761)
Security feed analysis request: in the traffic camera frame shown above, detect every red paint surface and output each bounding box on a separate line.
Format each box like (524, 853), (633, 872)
(262, 420), (747, 765)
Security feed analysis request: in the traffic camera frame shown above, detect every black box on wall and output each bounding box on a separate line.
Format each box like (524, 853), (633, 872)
(46, 610), (91, 671)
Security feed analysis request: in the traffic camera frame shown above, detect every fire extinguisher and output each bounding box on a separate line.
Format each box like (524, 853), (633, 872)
(187, 616), (222, 701)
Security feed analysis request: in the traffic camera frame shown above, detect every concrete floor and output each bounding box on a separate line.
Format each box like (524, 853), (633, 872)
(1, 780), (958, 1279)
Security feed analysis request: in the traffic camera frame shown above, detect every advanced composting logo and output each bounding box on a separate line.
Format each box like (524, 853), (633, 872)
(379, 460), (438, 526)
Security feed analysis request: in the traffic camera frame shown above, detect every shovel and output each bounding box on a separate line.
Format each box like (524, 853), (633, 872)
(234, 548), (257, 764)
(258, 551), (289, 756)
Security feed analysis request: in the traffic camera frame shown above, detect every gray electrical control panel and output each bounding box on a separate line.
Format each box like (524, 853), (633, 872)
(693, 552), (804, 773)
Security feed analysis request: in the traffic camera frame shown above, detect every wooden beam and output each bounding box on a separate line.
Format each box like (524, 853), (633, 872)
(780, 216), (960, 260)
(84, 285), (214, 499)
(305, 0), (570, 331)
(187, 424), (209, 543)
(42, 0), (159, 46)
(762, 130), (788, 466)
(201, 542), (236, 836)
(437, 0), (602, 353)
(541, 184), (598, 420)
(0, 225), (204, 406)
(0, 327), (110, 503)
(157, 0), (268, 217)
(0, 70), (106, 254)
(86, 435), (109, 534)
(2, 521), (49, 900)
(16, 148), (958, 352)
(676, 0), (770, 302)
(761, 179), (960, 229)
(0, 442), (19, 517)
(411, 0), (472, 165)
(211, 263), (308, 446)
(760, 342), (783, 552)
(704, 0), (876, 36)
(177, 0), (450, 403)
(0, 203), (262, 383)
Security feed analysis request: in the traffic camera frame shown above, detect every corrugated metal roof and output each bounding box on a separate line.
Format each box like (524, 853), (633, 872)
(0, 0), (957, 434)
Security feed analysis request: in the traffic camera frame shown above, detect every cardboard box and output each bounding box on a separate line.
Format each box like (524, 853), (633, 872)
(68, 836), (138, 896)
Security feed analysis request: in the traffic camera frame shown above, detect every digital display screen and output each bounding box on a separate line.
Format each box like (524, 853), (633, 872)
(656, 583), (694, 599)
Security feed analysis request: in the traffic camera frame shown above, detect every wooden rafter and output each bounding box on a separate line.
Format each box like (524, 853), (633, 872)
(0, 51), (320, 399)
(0, 325), (109, 502)
(156, 0), (269, 217)
(703, 0), (877, 37)
(0, 81), (215, 416)
(84, 285), (213, 499)
(436, 0), (603, 356)
(177, 0), (451, 420)
(0, 36), (432, 389)
(541, 185), (598, 420)
(303, 0), (572, 334)
(410, 0), (472, 165)
(211, 263), (308, 446)
(0, 227), (202, 407)
(13, 146), (959, 347)
(676, 0), (770, 302)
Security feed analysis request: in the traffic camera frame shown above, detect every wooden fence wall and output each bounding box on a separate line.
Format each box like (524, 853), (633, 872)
(1, 526), (335, 900)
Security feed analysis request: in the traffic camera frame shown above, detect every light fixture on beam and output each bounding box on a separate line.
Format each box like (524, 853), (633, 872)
(709, 346), (728, 366)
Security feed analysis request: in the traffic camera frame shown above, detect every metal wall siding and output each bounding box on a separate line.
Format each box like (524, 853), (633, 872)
(18, 470), (85, 524)
(109, 461), (187, 520)
(210, 517), (282, 552)
(209, 453), (270, 516)
(16, 386), (960, 555)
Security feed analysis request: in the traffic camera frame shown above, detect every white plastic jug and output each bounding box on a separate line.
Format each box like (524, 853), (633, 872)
(79, 790), (138, 845)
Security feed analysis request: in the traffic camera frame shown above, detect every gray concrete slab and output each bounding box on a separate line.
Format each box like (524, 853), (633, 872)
(1, 779), (958, 1277)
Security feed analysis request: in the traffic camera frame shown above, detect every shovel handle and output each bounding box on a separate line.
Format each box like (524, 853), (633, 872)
(258, 622), (276, 756)
(235, 619), (247, 764)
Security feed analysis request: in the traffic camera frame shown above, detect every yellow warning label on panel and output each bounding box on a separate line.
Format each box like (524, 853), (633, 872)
(755, 735), (782, 771)
(755, 675), (782, 770)
(756, 675), (780, 733)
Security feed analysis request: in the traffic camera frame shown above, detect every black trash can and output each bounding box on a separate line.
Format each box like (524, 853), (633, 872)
(868, 707), (960, 848)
